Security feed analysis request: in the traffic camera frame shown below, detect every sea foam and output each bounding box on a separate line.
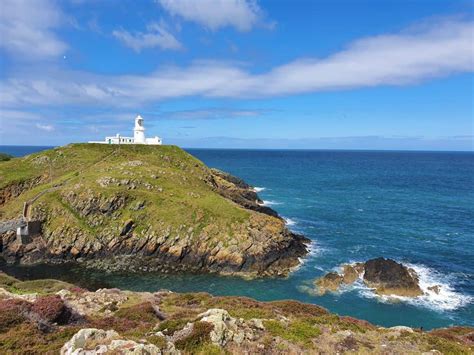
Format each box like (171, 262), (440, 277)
(253, 187), (266, 192)
(283, 217), (296, 226)
(261, 200), (283, 206)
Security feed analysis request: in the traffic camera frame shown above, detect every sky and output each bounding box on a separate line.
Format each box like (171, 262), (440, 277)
(0, 0), (473, 150)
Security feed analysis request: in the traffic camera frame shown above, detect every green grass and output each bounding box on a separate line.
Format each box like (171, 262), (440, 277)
(264, 319), (321, 348)
(0, 274), (73, 295)
(0, 144), (256, 248)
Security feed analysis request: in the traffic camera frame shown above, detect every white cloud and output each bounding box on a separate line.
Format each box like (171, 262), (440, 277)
(0, 0), (67, 59)
(113, 22), (182, 52)
(158, 108), (267, 120)
(36, 123), (55, 132)
(1, 18), (473, 107)
(157, 0), (262, 31)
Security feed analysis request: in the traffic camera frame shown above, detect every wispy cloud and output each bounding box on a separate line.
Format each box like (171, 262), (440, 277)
(113, 22), (182, 52)
(0, 0), (67, 59)
(35, 123), (55, 132)
(1, 18), (472, 108)
(158, 108), (267, 120)
(157, 0), (264, 31)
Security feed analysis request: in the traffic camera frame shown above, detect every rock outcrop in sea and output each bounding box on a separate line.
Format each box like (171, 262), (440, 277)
(1, 272), (472, 354)
(0, 144), (309, 277)
(315, 258), (424, 297)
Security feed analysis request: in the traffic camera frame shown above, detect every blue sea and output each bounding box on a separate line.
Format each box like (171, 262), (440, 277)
(1, 146), (473, 329)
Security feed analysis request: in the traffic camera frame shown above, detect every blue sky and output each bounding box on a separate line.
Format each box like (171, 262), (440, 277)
(0, 0), (472, 150)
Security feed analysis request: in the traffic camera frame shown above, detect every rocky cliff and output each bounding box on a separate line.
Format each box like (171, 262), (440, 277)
(0, 272), (472, 354)
(0, 144), (308, 277)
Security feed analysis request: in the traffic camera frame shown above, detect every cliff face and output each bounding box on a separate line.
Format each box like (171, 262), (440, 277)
(0, 272), (472, 354)
(0, 144), (308, 277)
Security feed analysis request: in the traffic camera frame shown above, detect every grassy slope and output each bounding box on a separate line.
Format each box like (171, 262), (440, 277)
(0, 144), (251, 246)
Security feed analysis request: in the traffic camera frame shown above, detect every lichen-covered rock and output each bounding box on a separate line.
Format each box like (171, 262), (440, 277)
(196, 308), (265, 346)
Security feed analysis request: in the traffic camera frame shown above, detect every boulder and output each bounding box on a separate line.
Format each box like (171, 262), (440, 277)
(342, 265), (360, 284)
(197, 308), (265, 346)
(61, 328), (163, 355)
(363, 258), (423, 297)
(314, 272), (344, 295)
(61, 328), (119, 354)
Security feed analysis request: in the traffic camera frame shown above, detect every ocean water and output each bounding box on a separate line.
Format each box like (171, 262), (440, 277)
(1, 146), (473, 329)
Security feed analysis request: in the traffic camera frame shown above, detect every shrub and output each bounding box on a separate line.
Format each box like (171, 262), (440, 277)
(157, 318), (190, 336)
(270, 300), (328, 317)
(31, 295), (70, 324)
(147, 335), (168, 349)
(427, 336), (470, 355)
(89, 316), (139, 333)
(114, 302), (158, 323)
(175, 321), (214, 351)
(264, 319), (321, 348)
(0, 272), (19, 287)
(338, 316), (375, 333)
(0, 299), (31, 332)
(11, 279), (73, 295)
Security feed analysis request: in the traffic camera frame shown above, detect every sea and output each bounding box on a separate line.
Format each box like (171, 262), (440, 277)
(1, 145), (473, 330)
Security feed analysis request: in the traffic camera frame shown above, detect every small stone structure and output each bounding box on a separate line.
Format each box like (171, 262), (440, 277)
(16, 220), (41, 244)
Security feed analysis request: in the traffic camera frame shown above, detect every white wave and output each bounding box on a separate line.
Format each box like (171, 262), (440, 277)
(354, 263), (472, 312)
(253, 187), (265, 192)
(261, 200), (282, 206)
(283, 217), (296, 226)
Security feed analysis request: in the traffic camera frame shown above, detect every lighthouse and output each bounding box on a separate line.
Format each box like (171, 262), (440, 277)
(88, 114), (162, 145)
(133, 115), (146, 144)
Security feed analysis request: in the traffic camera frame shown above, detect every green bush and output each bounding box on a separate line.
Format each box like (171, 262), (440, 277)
(175, 321), (214, 351)
(264, 319), (321, 348)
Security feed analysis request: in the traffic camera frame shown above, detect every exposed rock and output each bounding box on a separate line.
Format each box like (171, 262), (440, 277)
(363, 258), (423, 297)
(61, 328), (163, 355)
(342, 264), (360, 284)
(56, 288), (129, 316)
(314, 272), (344, 295)
(314, 258), (423, 297)
(389, 325), (415, 335)
(210, 168), (279, 218)
(197, 308), (265, 346)
(428, 285), (441, 294)
(120, 219), (134, 236)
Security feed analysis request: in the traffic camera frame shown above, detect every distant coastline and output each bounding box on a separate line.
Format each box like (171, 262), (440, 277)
(1, 145), (472, 159)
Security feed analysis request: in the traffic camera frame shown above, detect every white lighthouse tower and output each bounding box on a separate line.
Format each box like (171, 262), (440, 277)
(133, 115), (146, 144)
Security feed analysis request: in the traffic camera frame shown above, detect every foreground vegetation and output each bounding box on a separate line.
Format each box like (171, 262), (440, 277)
(0, 272), (472, 354)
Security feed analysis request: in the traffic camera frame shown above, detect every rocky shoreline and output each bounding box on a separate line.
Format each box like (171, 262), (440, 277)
(0, 271), (472, 354)
(0, 144), (309, 277)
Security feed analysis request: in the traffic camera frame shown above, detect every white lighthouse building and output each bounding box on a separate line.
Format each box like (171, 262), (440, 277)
(89, 115), (162, 145)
